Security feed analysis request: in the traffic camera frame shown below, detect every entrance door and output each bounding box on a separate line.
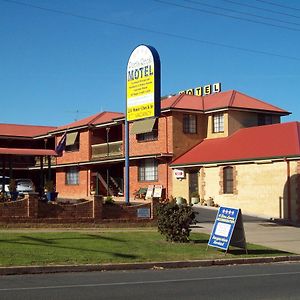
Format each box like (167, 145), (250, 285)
(189, 171), (199, 197)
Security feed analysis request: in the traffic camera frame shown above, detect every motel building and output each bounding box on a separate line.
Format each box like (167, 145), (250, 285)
(0, 89), (299, 222)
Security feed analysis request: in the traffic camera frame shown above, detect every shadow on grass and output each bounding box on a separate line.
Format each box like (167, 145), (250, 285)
(0, 234), (126, 244)
(190, 239), (209, 244)
(0, 235), (138, 260)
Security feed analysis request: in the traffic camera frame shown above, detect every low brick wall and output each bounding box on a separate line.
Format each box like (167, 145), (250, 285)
(0, 195), (158, 223)
(0, 199), (29, 218)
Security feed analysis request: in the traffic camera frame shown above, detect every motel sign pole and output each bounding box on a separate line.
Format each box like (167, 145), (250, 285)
(125, 119), (130, 205)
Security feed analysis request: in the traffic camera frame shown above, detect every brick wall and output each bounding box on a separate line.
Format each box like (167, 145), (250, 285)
(102, 202), (153, 220)
(129, 115), (172, 156)
(0, 199), (28, 218)
(56, 168), (90, 199)
(172, 112), (206, 158)
(128, 160), (172, 199)
(56, 130), (91, 165)
(0, 195), (156, 223)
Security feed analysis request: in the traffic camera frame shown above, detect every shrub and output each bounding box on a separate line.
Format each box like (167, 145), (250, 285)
(156, 201), (197, 243)
(104, 196), (115, 205)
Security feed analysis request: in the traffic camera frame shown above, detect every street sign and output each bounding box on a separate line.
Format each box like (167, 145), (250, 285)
(208, 206), (247, 253)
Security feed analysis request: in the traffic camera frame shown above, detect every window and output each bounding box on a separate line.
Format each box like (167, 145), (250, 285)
(258, 114), (272, 126)
(223, 166), (233, 194)
(65, 132), (80, 152)
(137, 120), (158, 141)
(213, 114), (224, 133)
(183, 114), (197, 133)
(138, 158), (158, 181)
(66, 167), (79, 185)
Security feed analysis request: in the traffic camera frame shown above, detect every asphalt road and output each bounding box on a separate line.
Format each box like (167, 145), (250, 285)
(1, 262), (300, 300)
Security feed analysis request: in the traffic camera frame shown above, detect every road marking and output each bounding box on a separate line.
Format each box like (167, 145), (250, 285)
(1, 271), (300, 292)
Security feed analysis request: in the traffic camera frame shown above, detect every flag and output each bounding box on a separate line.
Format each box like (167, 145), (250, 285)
(55, 132), (67, 156)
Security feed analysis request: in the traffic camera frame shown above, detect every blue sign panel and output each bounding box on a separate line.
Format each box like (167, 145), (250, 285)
(208, 206), (240, 251)
(137, 208), (151, 218)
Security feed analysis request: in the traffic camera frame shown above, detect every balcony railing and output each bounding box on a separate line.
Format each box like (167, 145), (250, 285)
(91, 141), (123, 159)
(34, 156), (56, 167)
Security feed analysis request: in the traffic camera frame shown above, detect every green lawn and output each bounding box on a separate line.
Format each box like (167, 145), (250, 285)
(0, 231), (291, 267)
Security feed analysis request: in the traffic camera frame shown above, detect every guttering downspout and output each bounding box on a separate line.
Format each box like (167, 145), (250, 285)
(285, 158), (291, 220)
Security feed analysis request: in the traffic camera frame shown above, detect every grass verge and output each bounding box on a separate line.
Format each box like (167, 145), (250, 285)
(0, 231), (292, 267)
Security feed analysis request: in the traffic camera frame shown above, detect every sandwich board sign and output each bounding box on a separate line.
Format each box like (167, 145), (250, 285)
(207, 206), (247, 254)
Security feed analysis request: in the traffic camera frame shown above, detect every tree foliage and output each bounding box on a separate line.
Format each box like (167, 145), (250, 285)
(156, 201), (197, 243)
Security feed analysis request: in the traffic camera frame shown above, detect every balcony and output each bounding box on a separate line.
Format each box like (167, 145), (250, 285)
(91, 141), (123, 159)
(34, 156), (56, 167)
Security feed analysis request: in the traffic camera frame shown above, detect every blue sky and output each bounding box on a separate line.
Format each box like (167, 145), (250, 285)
(1, 0), (300, 126)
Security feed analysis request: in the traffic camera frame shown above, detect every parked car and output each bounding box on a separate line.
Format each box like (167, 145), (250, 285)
(16, 179), (35, 193)
(0, 176), (10, 192)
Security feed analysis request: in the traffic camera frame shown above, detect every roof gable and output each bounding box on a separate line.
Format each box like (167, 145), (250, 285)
(0, 124), (57, 138)
(52, 111), (124, 132)
(172, 122), (300, 166)
(161, 90), (289, 115)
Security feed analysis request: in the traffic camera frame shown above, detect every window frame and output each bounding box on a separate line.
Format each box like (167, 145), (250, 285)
(65, 132), (80, 152)
(138, 158), (158, 182)
(223, 166), (233, 194)
(136, 120), (158, 142)
(213, 113), (224, 133)
(183, 114), (197, 134)
(65, 167), (79, 185)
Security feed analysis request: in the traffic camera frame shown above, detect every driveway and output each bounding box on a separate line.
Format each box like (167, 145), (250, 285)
(192, 205), (300, 255)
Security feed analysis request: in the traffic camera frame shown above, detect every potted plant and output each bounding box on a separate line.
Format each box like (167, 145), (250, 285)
(9, 179), (19, 201)
(176, 196), (187, 205)
(44, 180), (58, 201)
(190, 192), (200, 205)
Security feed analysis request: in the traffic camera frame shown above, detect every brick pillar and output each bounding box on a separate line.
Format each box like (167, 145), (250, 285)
(93, 195), (103, 220)
(151, 198), (159, 219)
(27, 194), (38, 218)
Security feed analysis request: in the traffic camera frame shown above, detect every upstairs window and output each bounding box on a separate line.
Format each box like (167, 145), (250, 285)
(138, 158), (158, 182)
(183, 114), (197, 134)
(213, 113), (224, 133)
(65, 132), (80, 152)
(223, 166), (233, 194)
(258, 114), (272, 126)
(66, 167), (79, 185)
(137, 120), (158, 142)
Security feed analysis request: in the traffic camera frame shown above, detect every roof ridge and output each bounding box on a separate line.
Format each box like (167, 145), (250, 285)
(170, 94), (185, 108)
(87, 111), (106, 126)
(228, 90), (236, 107)
(234, 90), (288, 112)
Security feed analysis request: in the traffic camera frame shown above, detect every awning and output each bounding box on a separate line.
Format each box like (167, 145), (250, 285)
(66, 132), (79, 146)
(0, 147), (57, 156)
(130, 118), (156, 135)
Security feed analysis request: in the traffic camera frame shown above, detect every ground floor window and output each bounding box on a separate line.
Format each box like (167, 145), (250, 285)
(66, 167), (79, 185)
(223, 166), (233, 194)
(138, 158), (158, 182)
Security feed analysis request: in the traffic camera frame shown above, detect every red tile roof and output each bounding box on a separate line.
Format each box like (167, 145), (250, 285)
(0, 124), (57, 138)
(0, 147), (57, 156)
(52, 111), (124, 132)
(172, 122), (300, 166)
(162, 90), (289, 114)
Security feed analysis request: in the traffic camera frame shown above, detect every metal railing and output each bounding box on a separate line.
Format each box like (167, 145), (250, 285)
(91, 141), (123, 159)
(34, 156), (56, 167)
